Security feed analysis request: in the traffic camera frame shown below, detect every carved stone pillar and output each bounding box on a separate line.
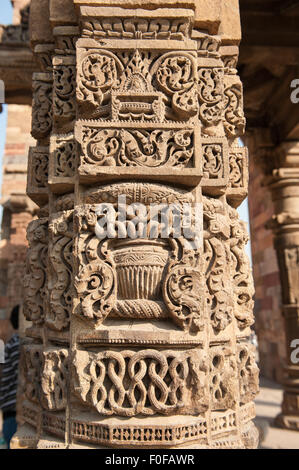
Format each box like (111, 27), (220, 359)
(265, 142), (299, 431)
(12, 0), (259, 449)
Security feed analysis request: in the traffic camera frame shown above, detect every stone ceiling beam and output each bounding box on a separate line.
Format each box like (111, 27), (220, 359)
(279, 0), (299, 13)
(239, 3), (299, 143)
(0, 44), (37, 105)
(241, 14), (299, 48)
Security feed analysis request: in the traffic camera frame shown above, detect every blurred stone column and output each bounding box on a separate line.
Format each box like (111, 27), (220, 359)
(265, 142), (299, 430)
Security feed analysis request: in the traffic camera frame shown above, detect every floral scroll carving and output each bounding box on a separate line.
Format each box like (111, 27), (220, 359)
(53, 134), (77, 177)
(80, 127), (194, 167)
(22, 344), (43, 405)
(203, 198), (233, 332)
(84, 182), (194, 206)
(31, 74), (53, 140)
(155, 53), (198, 120)
(229, 207), (255, 329)
(202, 143), (224, 180)
(46, 211), (73, 331)
(24, 219), (48, 325)
(163, 238), (204, 333)
(53, 61), (76, 125)
(203, 198), (254, 332)
(74, 206), (116, 324)
(29, 147), (49, 189)
(198, 68), (224, 129)
(21, 345), (68, 412)
(223, 80), (246, 138)
(77, 50), (122, 115)
(76, 49), (229, 124)
(229, 150), (246, 188)
(227, 148), (248, 204)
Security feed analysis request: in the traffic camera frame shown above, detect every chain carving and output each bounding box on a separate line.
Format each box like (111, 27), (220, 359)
(73, 349), (208, 416)
(210, 346), (238, 410)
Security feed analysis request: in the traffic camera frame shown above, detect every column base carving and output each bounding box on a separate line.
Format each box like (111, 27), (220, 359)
(12, 408), (259, 449)
(11, 427), (258, 450)
(10, 424), (39, 449)
(275, 366), (299, 431)
(275, 413), (299, 431)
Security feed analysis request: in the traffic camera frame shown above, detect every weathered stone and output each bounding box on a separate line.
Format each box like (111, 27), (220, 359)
(29, 0), (53, 45)
(49, 0), (78, 26)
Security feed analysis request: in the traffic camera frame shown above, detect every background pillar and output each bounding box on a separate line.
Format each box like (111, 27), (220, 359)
(265, 142), (299, 430)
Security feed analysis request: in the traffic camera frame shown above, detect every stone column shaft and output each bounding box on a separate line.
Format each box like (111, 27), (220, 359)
(12, 0), (259, 449)
(265, 142), (299, 430)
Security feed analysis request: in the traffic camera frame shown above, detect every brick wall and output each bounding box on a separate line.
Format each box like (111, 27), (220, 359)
(2, 104), (33, 199)
(0, 104), (35, 320)
(248, 154), (286, 382)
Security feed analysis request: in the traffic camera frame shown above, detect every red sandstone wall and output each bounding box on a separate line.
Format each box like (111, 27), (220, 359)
(2, 105), (32, 198)
(248, 154), (286, 382)
(0, 104), (35, 319)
